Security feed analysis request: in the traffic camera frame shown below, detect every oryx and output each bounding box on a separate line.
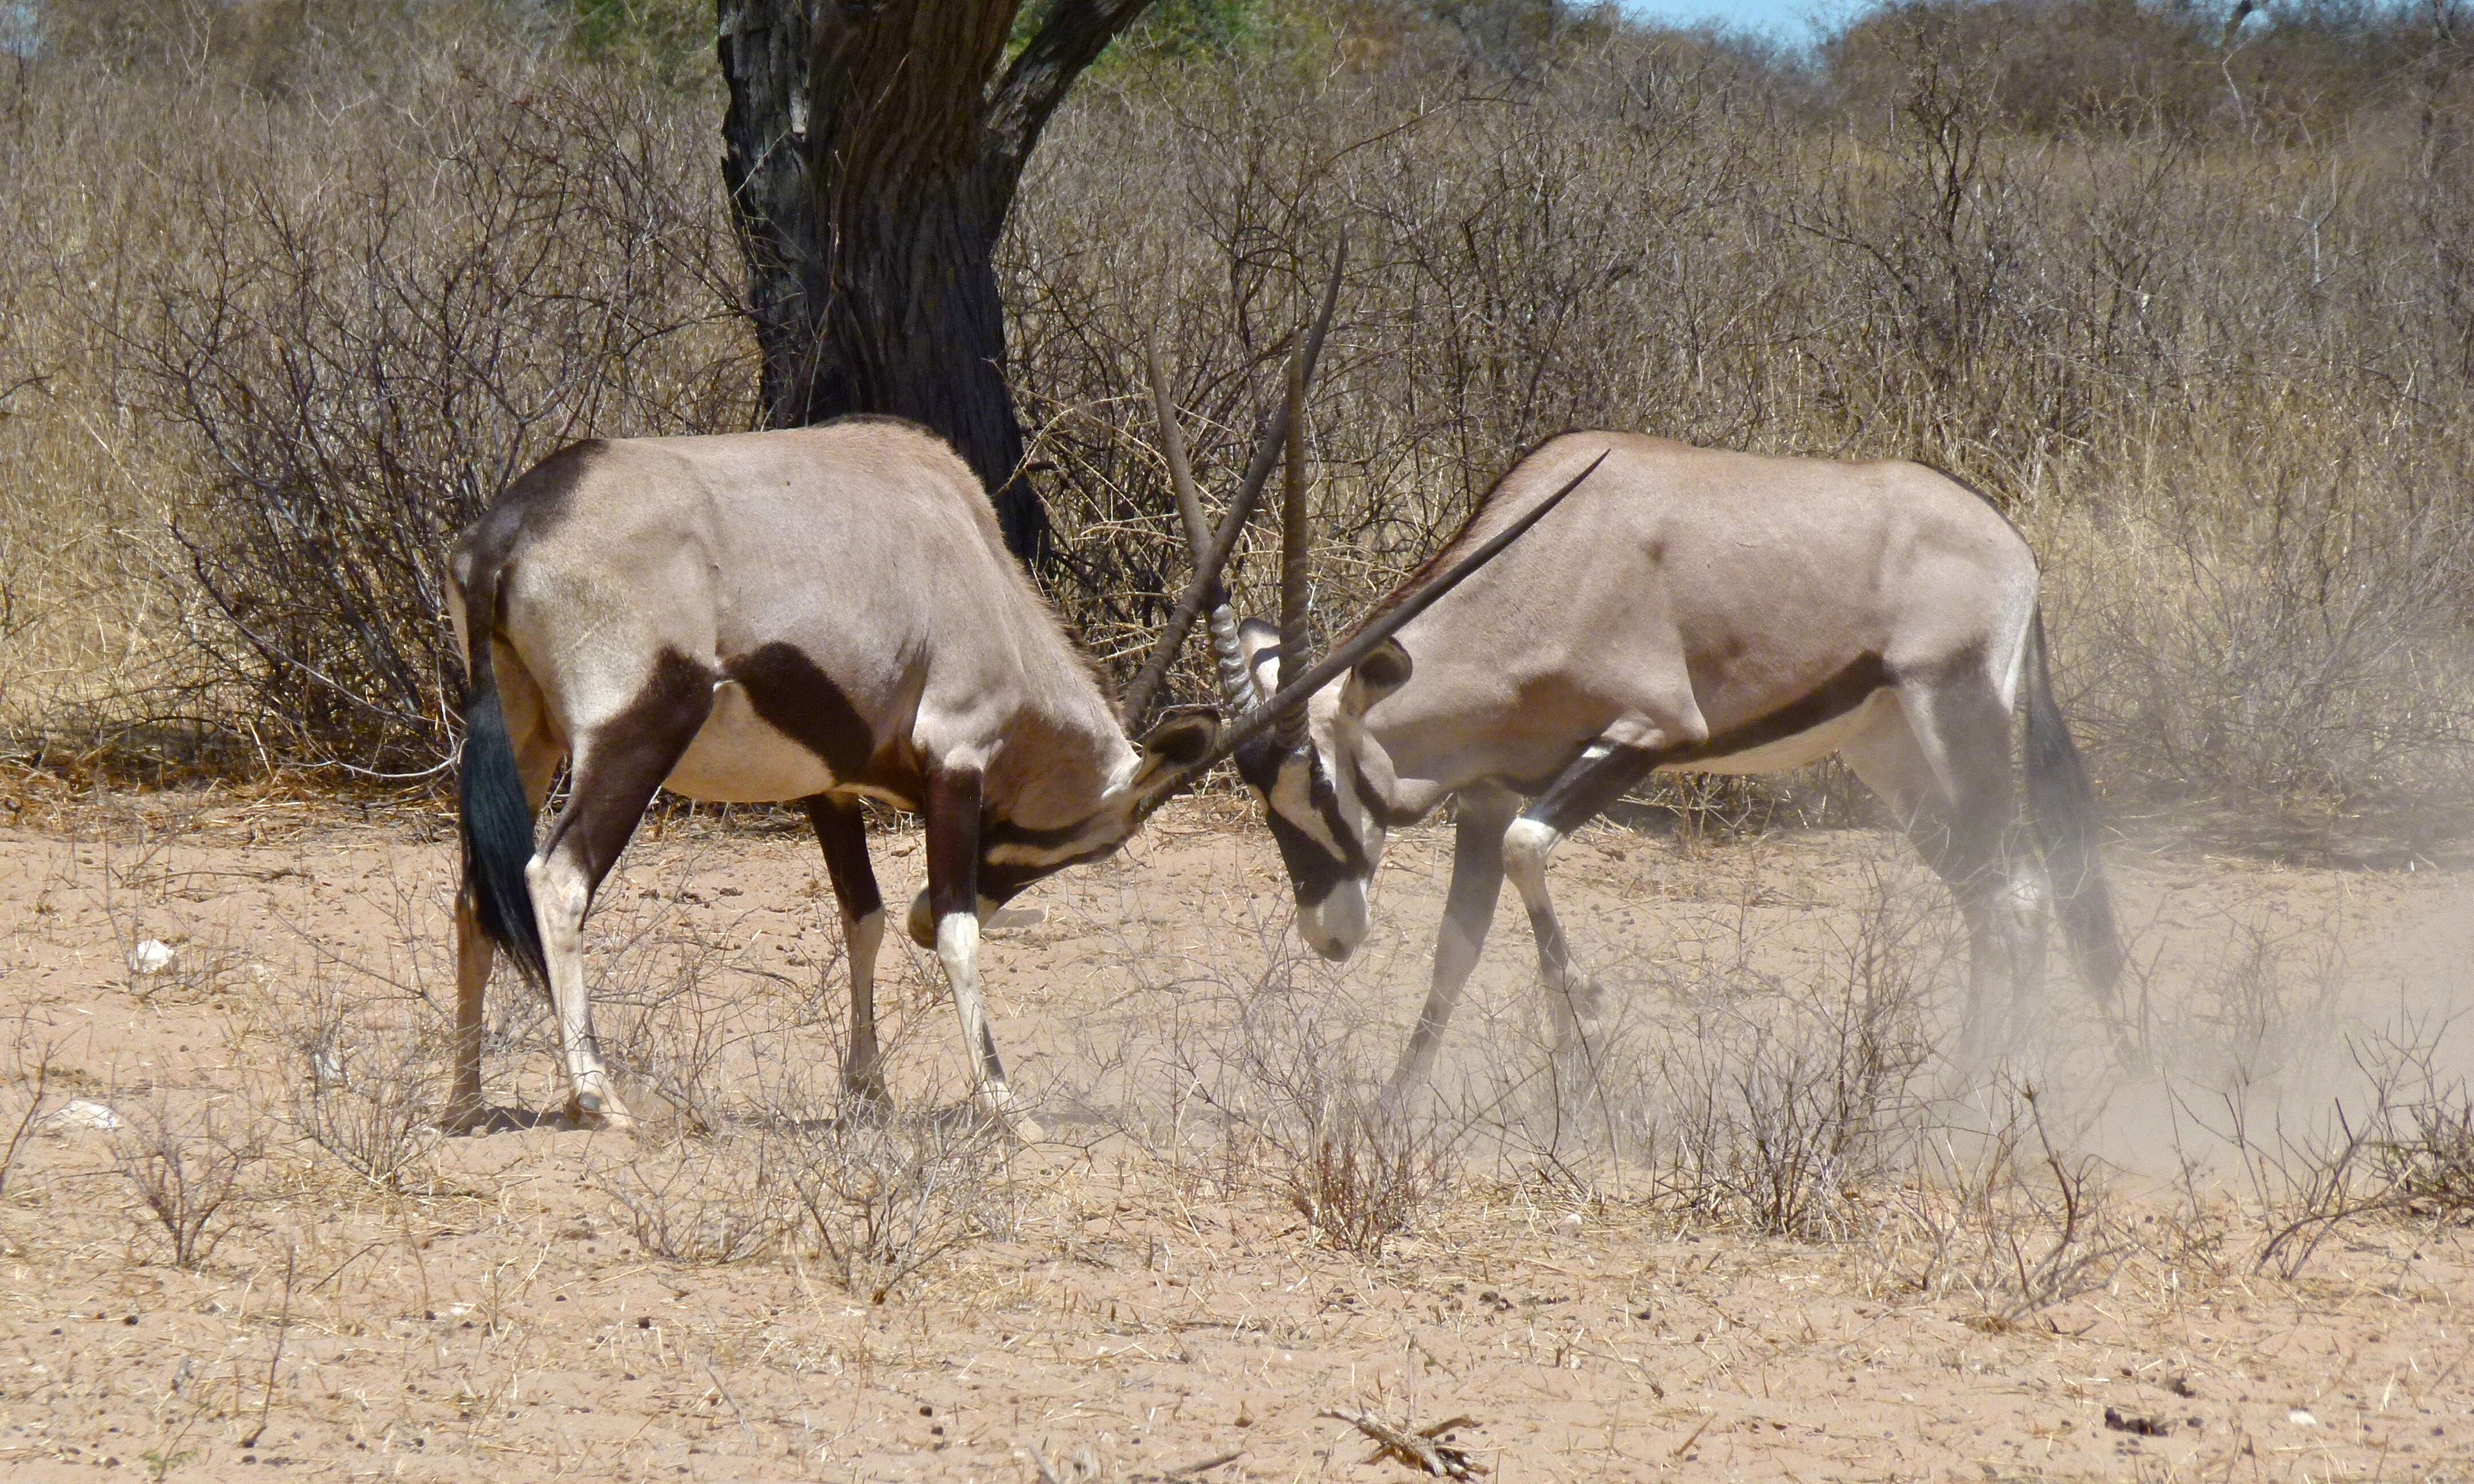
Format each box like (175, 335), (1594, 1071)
(444, 416), (1223, 1137)
(1156, 424), (2128, 1094)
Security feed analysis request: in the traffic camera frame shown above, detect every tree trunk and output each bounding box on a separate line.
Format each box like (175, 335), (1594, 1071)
(719, 0), (1154, 571)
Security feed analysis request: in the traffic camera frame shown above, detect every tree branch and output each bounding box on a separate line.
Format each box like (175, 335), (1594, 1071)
(981, 0), (1157, 190)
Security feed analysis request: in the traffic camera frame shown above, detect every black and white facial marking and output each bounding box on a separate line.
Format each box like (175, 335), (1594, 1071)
(899, 711), (1219, 950)
(1233, 735), (1375, 959)
(1232, 625), (1417, 961)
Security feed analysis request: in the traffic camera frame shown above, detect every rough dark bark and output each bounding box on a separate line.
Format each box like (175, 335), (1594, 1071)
(719, 0), (1155, 571)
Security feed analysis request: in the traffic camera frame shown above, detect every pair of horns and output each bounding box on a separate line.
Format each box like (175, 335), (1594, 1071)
(1117, 243), (1344, 733)
(1123, 245), (1608, 783)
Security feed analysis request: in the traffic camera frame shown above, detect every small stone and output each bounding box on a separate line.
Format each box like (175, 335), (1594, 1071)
(128, 940), (176, 976)
(42, 1099), (121, 1133)
(2288, 1410), (2318, 1427)
(1555, 1212), (1584, 1237)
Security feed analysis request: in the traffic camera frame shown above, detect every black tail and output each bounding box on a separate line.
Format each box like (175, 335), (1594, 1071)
(458, 562), (547, 989)
(2020, 606), (2125, 997)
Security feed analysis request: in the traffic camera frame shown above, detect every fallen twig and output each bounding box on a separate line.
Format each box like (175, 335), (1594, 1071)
(1317, 1410), (1485, 1478)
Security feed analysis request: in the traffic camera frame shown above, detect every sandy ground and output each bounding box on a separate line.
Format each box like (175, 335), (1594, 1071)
(0, 783), (2471, 1482)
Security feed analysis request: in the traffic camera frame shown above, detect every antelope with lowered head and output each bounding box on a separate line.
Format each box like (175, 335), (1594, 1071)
(1166, 426), (2128, 1097)
(444, 415), (1234, 1140)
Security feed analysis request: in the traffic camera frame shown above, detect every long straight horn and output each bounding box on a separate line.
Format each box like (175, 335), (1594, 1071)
(1116, 242), (1347, 732)
(1124, 331), (1256, 721)
(1273, 352), (1313, 749)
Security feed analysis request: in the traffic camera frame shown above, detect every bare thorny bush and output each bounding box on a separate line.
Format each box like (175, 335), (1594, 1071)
(1, 5), (746, 773)
(1636, 866), (1947, 1241)
(593, 1099), (1018, 1301)
(2183, 1019), (2474, 1280)
(285, 973), (443, 1194)
(113, 1096), (266, 1269)
(1879, 1080), (2129, 1330)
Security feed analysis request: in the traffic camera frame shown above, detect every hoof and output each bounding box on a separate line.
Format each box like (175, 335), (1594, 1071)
(972, 1089), (1043, 1145)
(843, 1072), (893, 1119)
(564, 1088), (639, 1132)
(1548, 973), (1609, 1053)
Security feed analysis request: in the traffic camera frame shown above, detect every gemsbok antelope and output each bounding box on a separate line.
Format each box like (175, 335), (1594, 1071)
(444, 416), (1219, 1139)
(1156, 419), (2128, 1096)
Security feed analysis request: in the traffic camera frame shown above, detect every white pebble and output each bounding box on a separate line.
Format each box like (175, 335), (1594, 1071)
(1555, 1212), (1584, 1237)
(43, 1099), (122, 1133)
(128, 940), (175, 976)
(2288, 1409), (2317, 1427)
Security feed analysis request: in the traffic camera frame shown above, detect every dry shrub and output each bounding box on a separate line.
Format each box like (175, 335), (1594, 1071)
(2384, 1092), (2474, 1222)
(286, 981), (442, 1194)
(1, 6), (746, 773)
(1648, 877), (1942, 1238)
(114, 1097), (265, 1269)
(1151, 933), (1461, 1256)
(2123, 902), (2346, 1089)
(782, 1114), (1016, 1303)
(1885, 1082), (2128, 1329)
(597, 1132), (793, 1266)
(1283, 1103), (1458, 1258)
(120, 63), (746, 772)
(0, 1014), (60, 1197)
(2188, 1021), (2469, 1278)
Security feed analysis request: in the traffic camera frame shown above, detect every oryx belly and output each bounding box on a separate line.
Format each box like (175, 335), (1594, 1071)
(662, 680), (909, 807)
(1665, 686), (1900, 776)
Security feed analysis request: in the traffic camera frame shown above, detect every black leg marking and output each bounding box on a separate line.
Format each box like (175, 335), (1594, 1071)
(803, 794), (883, 921)
(805, 793), (892, 1106)
(538, 650), (715, 913)
(925, 769), (983, 925)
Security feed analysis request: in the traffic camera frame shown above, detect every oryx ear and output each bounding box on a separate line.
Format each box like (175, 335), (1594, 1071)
(1237, 617), (1281, 707)
(1343, 638), (1412, 715)
(1127, 711), (1219, 804)
(1138, 711), (1218, 769)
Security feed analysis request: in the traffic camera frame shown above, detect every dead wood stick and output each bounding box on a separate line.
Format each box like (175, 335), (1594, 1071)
(1317, 1408), (1486, 1478)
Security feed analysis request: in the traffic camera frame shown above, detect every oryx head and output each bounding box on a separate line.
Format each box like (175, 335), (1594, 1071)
(1132, 265), (1607, 962)
(1231, 618), (1411, 959)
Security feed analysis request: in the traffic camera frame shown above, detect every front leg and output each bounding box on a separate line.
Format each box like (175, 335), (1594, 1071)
(804, 795), (889, 1111)
(1388, 783), (1519, 1101)
(1502, 740), (1659, 1053)
(923, 766), (1042, 1143)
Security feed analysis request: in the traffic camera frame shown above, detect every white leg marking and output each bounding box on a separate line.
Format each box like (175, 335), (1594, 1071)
(934, 913), (1042, 1142)
(1500, 816), (1601, 1047)
(1501, 816), (1562, 901)
(526, 851), (633, 1130)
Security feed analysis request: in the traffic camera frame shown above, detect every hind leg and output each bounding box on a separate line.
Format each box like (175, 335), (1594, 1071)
(804, 794), (890, 1111)
(527, 657), (714, 1129)
(449, 655), (563, 1133)
(1843, 680), (2043, 1063)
